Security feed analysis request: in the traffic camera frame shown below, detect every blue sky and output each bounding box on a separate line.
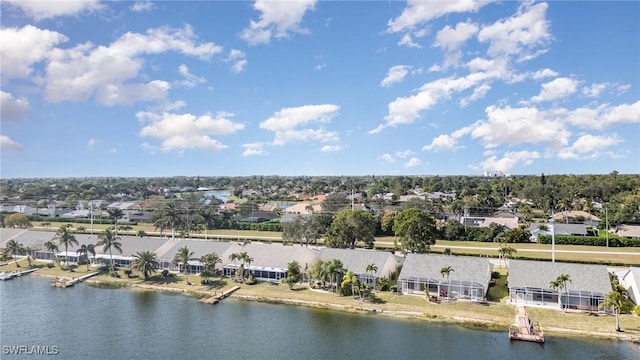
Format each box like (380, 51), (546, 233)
(1, 0), (638, 178)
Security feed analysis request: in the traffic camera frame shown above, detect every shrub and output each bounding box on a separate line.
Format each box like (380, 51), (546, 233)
(633, 305), (640, 317)
(124, 269), (132, 277)
(491, 271), (501, 279)
(390, 285), (398, 293)
(161, 269), (170, 278)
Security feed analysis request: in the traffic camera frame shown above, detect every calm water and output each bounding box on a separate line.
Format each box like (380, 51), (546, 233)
(1, 277), (638, 360)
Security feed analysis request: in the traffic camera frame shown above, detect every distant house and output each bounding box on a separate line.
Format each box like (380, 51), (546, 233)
(529, 223), (588, 241)
(397, 254), (492, 301)
(620, 267), (640, 305)
(460, 216), (519, 230)
(318, 248), (402, 288)
(282, 203), (322, 214)
(236, 211), (279, 223)
(0, 205), (38, 215)
(552, 211), (601, 227)
(508, 260), (611, 312)
(106, 202), (141, 211)
(615, 225), (640, 239)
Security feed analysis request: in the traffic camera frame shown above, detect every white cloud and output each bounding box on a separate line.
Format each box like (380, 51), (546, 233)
(387, 0), (493, 33)
(396, 150), (415, 159)
(87, 138), (103, 150)
(471, 105), (571, 149)
(227, 49), (248, 74)
(582, 83), (608, 98)
(380, 153), (395, 163)
(320, 144), (342, 152)
(177, 64), (206, 88)
(531, 68), (558, 80)
(557, 134), (623, 159)
(0, 91), (29, 122)
(477, 2), (551, 60)
(531, 77), (579, 103)
(434, 21), (479, 52)
(260, 104), (340, 145)
(460, 83), (491, 107)
(398, 33), (421, 48)
(0, 135), (23, 152)
(240, 0), (317, 45)
(381, 65), (411, 87)
(131, 1), (154, 12)
(138, 111), (244, 153)
(4, 0), (103, 21)
(480, 150), (540, 173)
(0, 25), (68, 80)
(405, 157), (421, 168)
(45, 25), (221, 105)
(561, 101), (640, 130)
(242, 142), (268, 156)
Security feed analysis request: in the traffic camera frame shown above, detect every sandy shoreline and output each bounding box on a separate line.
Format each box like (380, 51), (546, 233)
(9, 267), (640, 344)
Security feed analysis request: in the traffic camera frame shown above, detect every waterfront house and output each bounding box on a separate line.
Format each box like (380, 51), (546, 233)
(397, 254), (492, 301)
(507, 260), (611, 312)
(615, 225), (640, 239)
(318, 248), (402, 288)
(160, 239), (237, 273)
(529, 223), (588, 241)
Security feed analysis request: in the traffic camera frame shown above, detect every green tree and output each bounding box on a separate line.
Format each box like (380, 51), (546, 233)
(282, 214), (324, 246)
(174, 246), (194, 285)
(497, 244), (517, 268)
(323, 258), (345, 293)
(442, 219), (465, 240)
(44, 240), (59, 254)
(393, 208), (437, 254)
(96, 227), (122, 274)
(3, 213), (32, 229)
(2, 239), (25, 267)
(440, 266), (454, 281)
(54, 225), (78, 271)
(600, 290), (634, 332)
(365, 263), (378, 288)
(132, 250), (160, 280)
(107, 208), (124, 237)
(325, 210), (376, 249)
(550, 273), (572, 312)
(76, 244), (95, 271)
(502, 227), (532, 243)
(200, 252), (221, 275)
(285, 260), (302, 289)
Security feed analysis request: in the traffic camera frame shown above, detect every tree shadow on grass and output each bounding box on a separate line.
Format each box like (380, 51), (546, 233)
(368, 294), (387, 304)
(146, 275), (181, 285)
(202, 279), (228, 289)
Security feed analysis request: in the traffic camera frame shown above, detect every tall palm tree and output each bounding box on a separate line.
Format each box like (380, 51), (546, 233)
(550, 273), (572, 312)
(107, 208), (124, 236)
(440, 266), (454, 281)
(244, 254), (254, 280)
(96, 227), (123, 274)
(76, 244), (93, 271)
(174, 246), (194, 285)
(54, 225), (78, 272)
(164, 202), (182, 241)
(365, 263), (378, 288)
(197, 208), (217, 240)
(132, 251), (160, 280)
(286, 261), (301, 290)
(323, 258), (345, 293)
(2, 239), (25, 267)
(229, 252), (241, 280)
(600, 290), (634, 332)
(44, 240), (59, 255)
(498, 244), (517, 268)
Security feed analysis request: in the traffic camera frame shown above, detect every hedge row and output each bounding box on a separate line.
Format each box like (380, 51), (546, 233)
(538, 234), (640, 247)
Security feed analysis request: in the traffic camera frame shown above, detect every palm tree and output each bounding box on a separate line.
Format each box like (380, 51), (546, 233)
(53, 225), (78, 272)
(323, 258), (345, 293)
(440, 266), (454, 281)
(600, 290), (634, 332)
(76, 244), (93, 271)
(244, 254), (254, 280)
(107, 208), (124, 236)
(44, 240), (59, 254)
(365, 263), (378, 288)
(286, 260), (301, 290)
(498, 244), (517, 268)
(96, 227), (123, 274)
(132, 251), (160, 280)
(229, 252), (241, 280)
(174, 246), (194, 285)
(197, 208), (217, 240)
(200, 252), (221, 275)
(2, 239), (25, 267)
(164, 202), (182, 241)
(550, 273), (572, 312)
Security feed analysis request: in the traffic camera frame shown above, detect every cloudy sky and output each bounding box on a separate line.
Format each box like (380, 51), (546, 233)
(1, 0), (638, 178)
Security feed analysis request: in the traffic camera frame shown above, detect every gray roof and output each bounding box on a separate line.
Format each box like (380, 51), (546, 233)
(508, 259), (611, 294)
(530, 223), (587, 236)
(161, 239), (236, 260)
(319, 247), (401, 278)
(398, 254), (492, 287)
(232, 243), (319, 270)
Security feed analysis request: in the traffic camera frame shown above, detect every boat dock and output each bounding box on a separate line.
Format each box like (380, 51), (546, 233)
(0, 268), (38, 280)
(509, 307), (544, 343)
(199, 286), (241, 305)
(51, 272), (100, 288)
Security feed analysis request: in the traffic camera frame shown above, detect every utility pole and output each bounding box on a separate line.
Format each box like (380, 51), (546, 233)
(550, 210), (555, 263)
(605, 206), (609, 248)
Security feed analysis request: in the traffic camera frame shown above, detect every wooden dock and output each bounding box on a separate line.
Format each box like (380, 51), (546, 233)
(51, 272), (100, 288)
(509, 307), (544, 343)
(199, 286), (241, 305)
(0, 268), (38, 280)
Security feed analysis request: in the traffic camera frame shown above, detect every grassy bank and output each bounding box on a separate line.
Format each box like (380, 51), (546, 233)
(3, 258), (639, 343)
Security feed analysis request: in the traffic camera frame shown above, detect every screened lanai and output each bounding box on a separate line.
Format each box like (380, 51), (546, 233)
(397, 254), (492, 301)
(508, 260), (611, 312)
